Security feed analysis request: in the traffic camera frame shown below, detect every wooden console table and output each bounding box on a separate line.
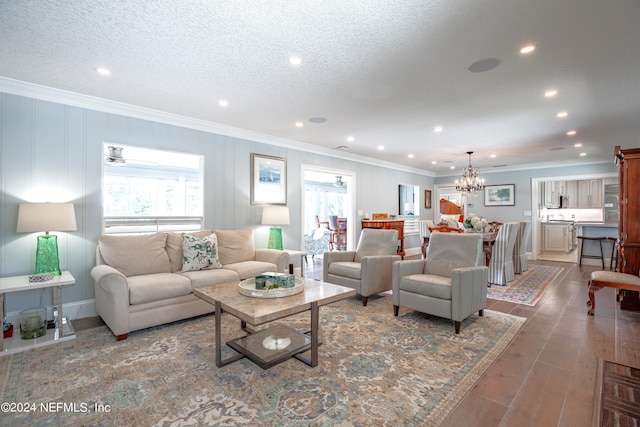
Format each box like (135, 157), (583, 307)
(361, 219), (405, 257)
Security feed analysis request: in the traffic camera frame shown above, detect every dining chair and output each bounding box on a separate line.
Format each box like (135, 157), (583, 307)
(488, 222), (519, 286)
(513, 221), (532, 274)
(328, 215), (347, 251)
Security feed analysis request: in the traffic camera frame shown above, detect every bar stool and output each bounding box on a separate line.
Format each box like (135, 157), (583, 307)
(577, 236), (606, 269)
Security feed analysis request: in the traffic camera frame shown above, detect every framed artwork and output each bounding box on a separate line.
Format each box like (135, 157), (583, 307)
(251, 154), (287, 205)
(424, 190), (432, 209)
(484, 184), (515, 206)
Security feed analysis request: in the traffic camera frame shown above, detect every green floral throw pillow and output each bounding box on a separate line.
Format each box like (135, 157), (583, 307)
(181, 233), (223, 272)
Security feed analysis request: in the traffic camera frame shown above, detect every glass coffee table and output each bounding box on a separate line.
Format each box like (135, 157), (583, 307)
(194, 279), (355, 369)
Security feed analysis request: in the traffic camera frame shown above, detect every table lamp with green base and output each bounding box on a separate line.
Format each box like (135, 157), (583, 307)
(261, 206), (290, 250)
(16, 202), (77, 275)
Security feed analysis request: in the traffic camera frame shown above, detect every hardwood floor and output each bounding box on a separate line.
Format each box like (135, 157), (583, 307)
(302, 255), (640, 426)
(75, 256), (639, 426)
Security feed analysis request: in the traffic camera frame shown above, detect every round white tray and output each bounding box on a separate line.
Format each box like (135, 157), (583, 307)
(238, 277), (305, 298)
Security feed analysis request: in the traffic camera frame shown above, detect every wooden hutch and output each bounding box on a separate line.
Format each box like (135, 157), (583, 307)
(615, 145), (640, 310)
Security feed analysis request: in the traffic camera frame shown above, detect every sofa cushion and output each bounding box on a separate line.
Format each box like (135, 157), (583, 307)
(215, 229), (255, 265)
(128, 273), (192, 305)
(99, 233), (171, 277)
(223, 261), (278, 280)
(167, 230), (213, 273)
(179, 268), (241, 289)
(181, 233), (223, 272)
(328, 261), (362, 280)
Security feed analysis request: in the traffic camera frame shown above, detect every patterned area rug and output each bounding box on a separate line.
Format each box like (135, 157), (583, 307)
(0, 296), (525, 426)
(487, 265), (563, 306)
(593, 359), (640, 426)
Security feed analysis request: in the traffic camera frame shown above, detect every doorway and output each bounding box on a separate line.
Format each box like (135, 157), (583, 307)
(301, 165), (356, 252)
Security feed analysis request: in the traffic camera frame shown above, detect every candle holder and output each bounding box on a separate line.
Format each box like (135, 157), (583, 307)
(20, 307), (47, 339)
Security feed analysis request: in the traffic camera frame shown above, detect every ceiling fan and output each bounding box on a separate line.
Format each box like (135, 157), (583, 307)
(333, 176), (345, 187)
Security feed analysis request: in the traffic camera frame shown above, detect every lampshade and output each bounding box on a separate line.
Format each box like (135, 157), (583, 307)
(17, 203), (77, 233)
(261, 206), (290, 226)
(16, 203), (77, 275)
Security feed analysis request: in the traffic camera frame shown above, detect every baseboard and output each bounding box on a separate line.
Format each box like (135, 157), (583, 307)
(4, 299), (97, 327)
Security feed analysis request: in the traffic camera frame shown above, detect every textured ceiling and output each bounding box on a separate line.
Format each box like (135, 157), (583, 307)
(1, 0), (640, 175)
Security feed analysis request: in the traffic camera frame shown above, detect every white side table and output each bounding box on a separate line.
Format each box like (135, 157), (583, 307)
(283, 249), (308, 277)
(1, 271), (76, 356)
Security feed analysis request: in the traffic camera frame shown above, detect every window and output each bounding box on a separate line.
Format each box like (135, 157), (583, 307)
(102, 144), (204, 233)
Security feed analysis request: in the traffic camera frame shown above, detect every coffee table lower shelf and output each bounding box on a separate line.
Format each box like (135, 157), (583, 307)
(227, 324), (311, 370)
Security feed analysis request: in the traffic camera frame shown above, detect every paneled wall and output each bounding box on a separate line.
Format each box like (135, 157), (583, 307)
(0, 93), (432, 316)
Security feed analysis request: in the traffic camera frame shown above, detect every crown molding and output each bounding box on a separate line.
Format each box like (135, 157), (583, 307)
(0, 77), (435, 178)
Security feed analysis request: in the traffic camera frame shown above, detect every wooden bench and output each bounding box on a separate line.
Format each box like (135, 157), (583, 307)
(587, 270), (640, 315)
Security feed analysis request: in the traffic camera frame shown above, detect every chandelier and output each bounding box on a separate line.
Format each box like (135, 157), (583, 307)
(455, 151), (485, 195)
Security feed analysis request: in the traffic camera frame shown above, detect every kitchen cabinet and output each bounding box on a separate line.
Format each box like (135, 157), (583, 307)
(543, 181), (559, 207)
(542, 223), (573, 253)
(565, 180), (578, 208)
(577, 179), (602, 208)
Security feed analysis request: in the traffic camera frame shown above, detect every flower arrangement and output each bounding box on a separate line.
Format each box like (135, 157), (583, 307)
(464, 213), (488, 232)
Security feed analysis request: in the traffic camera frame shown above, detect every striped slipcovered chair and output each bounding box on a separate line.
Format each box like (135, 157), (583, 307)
(488, 222), (519, 286)
(419, 219), (436, 258)
(513, 221), (532, 274)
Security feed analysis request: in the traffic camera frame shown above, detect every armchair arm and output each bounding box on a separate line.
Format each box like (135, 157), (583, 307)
(360, 255), (401, 297)
(254, 249), (290, 273)
(392, 259), (427, 305)
(450, 266), (489, 322)
(90, 265), (130, 337)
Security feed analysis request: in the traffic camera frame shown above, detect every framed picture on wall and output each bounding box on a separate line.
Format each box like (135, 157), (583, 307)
(251, 153), (287, 205)
(424, 190), (432, 209)
(484, 184), (515, 206)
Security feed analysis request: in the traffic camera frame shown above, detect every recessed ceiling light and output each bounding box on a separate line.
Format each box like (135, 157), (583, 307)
(96, 67), (111, 75)
(434, 126), (443, 133)
(408, 154), (414, 158)
(544, 90), (558, 97)
(556, 111), (568, 118)
(450, 166), (455, 170)
(580, 152), (587, 156)
(520, 44), (536, 54)
(218, 99), (228, 107)
(288, 56), (302, 66)
(347, 136), (354, 142)
(490, 154), (496, 158)
(567, 130), (577, 136)
(377, 145), (384, 151)
(431, 161), (437, 165)
(574, 142), (583, 148)
(295, 121), (303, 128)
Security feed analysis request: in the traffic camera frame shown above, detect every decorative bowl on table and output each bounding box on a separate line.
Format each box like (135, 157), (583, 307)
(238, 277), (304, 298)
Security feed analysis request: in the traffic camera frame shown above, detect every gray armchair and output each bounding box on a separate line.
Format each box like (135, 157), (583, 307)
(392, 233), (488, 334)
(323, 228), (401, 306)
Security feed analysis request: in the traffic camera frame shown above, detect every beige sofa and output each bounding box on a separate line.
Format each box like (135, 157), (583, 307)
(91, 229), (289, 340)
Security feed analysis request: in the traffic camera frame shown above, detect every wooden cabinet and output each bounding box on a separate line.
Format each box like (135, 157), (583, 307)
(615, 146), (640, 310)
(577, 179), (602, 208)
(542, 223), (571, 252)
(361, 220), (405, 257)
(565, 180), (578, 208)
